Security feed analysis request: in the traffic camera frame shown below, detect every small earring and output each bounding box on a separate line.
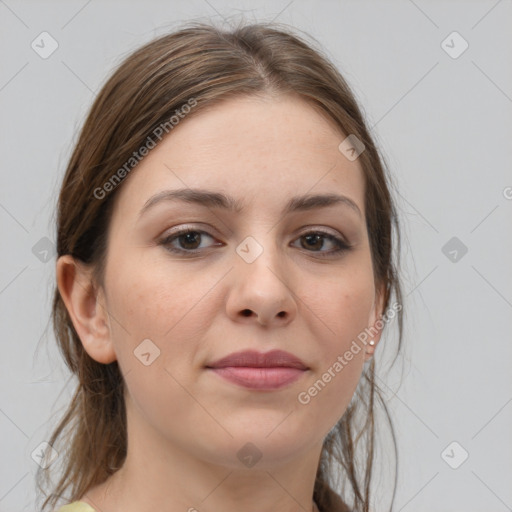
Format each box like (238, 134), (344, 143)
(369, 340), (375, 346)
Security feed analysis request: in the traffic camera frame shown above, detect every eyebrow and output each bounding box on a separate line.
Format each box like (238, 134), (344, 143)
(138, 188), (362, 219)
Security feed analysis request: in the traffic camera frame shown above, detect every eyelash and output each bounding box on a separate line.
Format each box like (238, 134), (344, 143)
(158, 226), (351, 258)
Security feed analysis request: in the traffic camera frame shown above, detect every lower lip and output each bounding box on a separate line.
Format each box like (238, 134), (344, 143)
(207, 367), (306, 390)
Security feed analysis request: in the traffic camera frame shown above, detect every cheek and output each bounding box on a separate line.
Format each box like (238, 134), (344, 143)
(296, 268), (375, 418)
(104, 259), (215, 434)
(306, 265), (375, 352)
(104, 254), (221, 377)
(106, 249), (204, 333)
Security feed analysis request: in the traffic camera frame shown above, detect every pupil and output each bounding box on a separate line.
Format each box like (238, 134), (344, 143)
(304, 234), (322, 250)
(181, 232), (200, 249)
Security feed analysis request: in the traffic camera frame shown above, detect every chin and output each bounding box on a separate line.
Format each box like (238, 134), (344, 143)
(204, 429), (314, 470)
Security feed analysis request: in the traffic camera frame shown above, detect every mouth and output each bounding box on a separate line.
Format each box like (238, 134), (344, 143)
(205, 349), (309, 390)
(206, 366), (307, 390)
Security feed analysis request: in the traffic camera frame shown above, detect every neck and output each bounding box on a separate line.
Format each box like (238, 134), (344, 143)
(82, 392), (325, 512)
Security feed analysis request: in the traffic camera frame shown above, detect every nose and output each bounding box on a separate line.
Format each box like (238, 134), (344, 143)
(225, 239), (298, 327)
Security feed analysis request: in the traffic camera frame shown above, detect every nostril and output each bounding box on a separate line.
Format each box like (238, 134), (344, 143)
(241, 309), (252, 317)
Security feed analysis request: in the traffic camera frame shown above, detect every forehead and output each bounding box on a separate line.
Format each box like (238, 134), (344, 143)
(111, 94), (366, 219)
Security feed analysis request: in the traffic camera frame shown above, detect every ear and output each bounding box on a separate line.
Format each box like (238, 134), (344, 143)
(56, 255), (117, 364)
(364, 283), (387, 362)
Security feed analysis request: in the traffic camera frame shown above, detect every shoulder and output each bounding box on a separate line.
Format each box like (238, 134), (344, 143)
(55, 502), (96, 512)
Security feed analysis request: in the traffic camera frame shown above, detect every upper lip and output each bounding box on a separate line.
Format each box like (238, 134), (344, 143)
(206, 349), (308, 370)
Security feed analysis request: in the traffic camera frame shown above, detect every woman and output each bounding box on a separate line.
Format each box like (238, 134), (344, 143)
(37, 19), (404, 512)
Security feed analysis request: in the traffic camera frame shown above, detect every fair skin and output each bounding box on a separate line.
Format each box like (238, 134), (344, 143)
(57, 93), (384, 512)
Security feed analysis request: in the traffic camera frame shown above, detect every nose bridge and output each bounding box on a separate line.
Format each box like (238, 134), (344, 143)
(226, 231), (297, 325)
(235, 230), (287, 283)
(237, 230), (276, 265)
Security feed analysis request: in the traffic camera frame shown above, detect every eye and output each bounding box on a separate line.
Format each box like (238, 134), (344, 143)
(159, 228), (221, 255)
(291, 230), (351, 257)
(158, 226), (351, 258)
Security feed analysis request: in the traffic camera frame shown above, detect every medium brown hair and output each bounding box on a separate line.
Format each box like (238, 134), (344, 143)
(37, 19), (404, 512)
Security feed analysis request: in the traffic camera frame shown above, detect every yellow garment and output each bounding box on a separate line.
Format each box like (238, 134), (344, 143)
(56, 502), (96, 512)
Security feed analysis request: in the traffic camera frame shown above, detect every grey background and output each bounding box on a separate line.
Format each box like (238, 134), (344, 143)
(1, 0), (511, 511)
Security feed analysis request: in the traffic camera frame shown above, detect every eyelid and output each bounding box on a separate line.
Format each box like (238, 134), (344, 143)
(160, 224), (348, 244)
(295, 225), (348, 243)
(158, 223), (352, 258)
(162, 223), (220, 238)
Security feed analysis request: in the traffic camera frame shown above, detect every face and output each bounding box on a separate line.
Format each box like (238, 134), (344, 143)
(84, 94), (383, 469)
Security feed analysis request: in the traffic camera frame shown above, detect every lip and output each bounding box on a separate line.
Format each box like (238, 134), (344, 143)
(205, 349), (309, 390)
(206, 349), (308, 370)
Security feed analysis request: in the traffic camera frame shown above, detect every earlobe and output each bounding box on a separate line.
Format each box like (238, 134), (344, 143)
(364, 285), (386, 362)
(56, 255), (117, 364)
